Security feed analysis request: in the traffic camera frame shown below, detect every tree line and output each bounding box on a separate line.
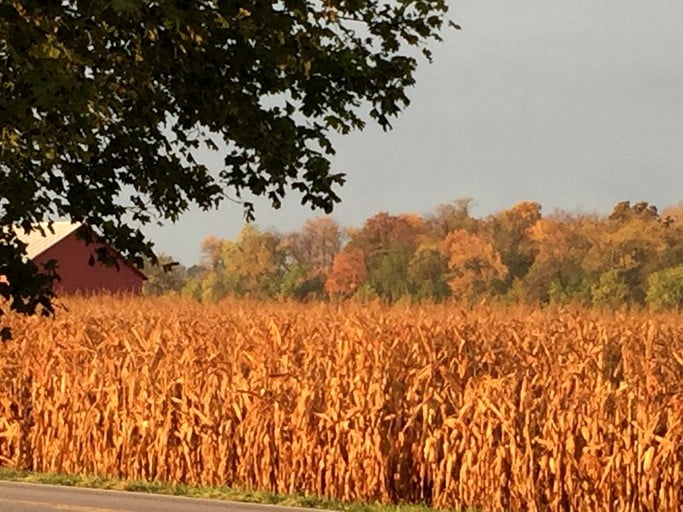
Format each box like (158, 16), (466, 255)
(144, 199), (683, 310)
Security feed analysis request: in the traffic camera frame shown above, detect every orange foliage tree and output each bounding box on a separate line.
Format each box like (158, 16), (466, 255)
(347, 212), (425, 261)
(325, 248), (368, 298)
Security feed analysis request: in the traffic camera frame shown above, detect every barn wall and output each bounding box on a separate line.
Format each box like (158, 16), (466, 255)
(33, 233), (144, 295)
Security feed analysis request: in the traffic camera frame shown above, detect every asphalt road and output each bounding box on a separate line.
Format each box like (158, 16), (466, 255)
(0, 482), (321, 512)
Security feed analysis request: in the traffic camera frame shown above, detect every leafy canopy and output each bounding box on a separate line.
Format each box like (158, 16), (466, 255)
(0, 0), (453, 336)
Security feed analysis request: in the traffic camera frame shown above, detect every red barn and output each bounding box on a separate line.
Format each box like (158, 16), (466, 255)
(17, 222), (147, 295)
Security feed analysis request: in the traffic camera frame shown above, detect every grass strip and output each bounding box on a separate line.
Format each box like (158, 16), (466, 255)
(0, 468), (475, 512)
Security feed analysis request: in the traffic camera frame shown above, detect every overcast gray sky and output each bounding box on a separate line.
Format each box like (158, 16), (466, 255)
(145, 0), (683, 265)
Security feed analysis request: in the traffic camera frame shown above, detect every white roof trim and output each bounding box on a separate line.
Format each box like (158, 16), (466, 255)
(14, 222), (83, 260)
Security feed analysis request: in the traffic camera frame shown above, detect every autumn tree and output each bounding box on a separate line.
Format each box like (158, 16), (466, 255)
(524, 215), (592, 304)
(198, 236), (225, 271)
(425, 198), (479, 240)
(184, 236), (234, 301)
(0, 1), (453, 338)
(608, 201), (660, 222)
(662, 202), (683, 225)
(346, 212), (426, 301)
(487, 201), (542, 290)
(442, 229), (507, 303)
(279, 217), (343, 299)
(229, 226), (285, 297)
(347, 213), (425, 260)
(189, 226), (284, 301)
(583, 201), (670, 304)
(657, 203), (683, 268)
(283, 217), (343, 272)
(325, 248), (368, 299)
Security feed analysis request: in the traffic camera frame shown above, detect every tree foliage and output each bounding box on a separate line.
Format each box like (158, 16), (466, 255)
(281, 217), (343, 274)
(188, 225), (285, 300)
(646, 265), (683, 311)
(407, 246), (450, 301)
(442, 229), (506, 303)
(0, 0), (452, 335)
(325, 247), (367, 298)
(487, 201), (541, 286)
(142, 199), (683, 310)
(590, 269), (630, 310)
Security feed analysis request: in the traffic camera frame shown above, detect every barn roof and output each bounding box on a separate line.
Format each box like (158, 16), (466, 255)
(15, 222), (83, 260)
(14, 223), (147, 281)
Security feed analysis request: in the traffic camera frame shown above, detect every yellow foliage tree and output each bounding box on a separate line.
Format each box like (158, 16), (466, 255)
(442, 229), (507, 302)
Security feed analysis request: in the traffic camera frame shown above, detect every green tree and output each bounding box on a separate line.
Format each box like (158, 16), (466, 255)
(590, 270), (630, 309)
(646, 265), (683, 311)
(547, 276), (592, 306)
(369, 244), (412, 302)
(407, 246), (450, 301)
(0, 1), (453, 337)
(280, 263), (325, 301)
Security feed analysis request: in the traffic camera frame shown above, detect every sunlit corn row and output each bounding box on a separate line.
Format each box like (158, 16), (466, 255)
(0, 298), (682, 511)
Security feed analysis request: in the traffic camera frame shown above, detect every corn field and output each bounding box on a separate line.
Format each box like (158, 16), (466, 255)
(1, 297), (682, 511)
